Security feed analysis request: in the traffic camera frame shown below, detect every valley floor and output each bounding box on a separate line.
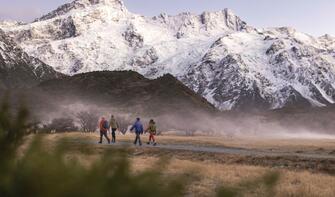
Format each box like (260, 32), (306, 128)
(34, 132), (335, 196)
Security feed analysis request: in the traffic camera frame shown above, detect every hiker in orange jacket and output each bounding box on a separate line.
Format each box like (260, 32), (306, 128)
(98, 117), (110, 144)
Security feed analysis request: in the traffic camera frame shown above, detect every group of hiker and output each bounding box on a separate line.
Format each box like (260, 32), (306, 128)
(98, 115), (157, 146)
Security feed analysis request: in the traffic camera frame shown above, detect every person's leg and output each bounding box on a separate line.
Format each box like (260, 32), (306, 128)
(147, 134), (151, 144)
(112, 129), (116, 143)
(153, 134), (157, 145)
(103, 131), (110, 144)
(134, 134), (138, 145)
(99, 131), (103, 143)
(150, 133), (156, 145)
(139, 134), (142, 146)
(107, 132), (111, 143)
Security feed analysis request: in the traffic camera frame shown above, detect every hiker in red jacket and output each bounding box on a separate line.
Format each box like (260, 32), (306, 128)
(98, 117), (110, 144)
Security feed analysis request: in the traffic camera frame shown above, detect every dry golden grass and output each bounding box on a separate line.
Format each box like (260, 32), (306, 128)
(38, 132), (335, 196)
(276, 171), (335, 197)
(130, 156), (335, 197)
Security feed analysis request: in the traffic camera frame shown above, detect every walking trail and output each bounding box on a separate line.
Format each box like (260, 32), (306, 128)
(75, 139), (335, 160)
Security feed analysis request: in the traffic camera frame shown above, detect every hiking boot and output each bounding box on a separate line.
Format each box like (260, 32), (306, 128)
(98, 141), (102, 144)
(153, 143), (157, 146)
(147, 142), (150, 145)
(108, 140), (111, 144)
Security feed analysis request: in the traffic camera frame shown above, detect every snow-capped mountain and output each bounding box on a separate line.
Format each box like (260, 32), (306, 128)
(1, 0), (335, 110)
(182, 29), (335, 110)
(0, 29), (62, 89)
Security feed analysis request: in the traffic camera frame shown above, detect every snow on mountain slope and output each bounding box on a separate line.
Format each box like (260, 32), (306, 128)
(0, 29), (62, 89)
(182, 28), (335, 110)
(1, 0), (247, 76)
(1, 0), (335, 110)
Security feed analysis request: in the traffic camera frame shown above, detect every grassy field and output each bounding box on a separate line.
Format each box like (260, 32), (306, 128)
(33, 132), (335, 197)
(46, 132), (335, 150)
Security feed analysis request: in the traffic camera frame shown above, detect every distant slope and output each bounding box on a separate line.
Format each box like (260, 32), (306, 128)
(0, 29), (63, 89)
(36, 71), (216, 115)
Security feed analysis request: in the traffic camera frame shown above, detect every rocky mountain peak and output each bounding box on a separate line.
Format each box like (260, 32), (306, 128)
(199, 9), (247, 31)
(76, 0), (125, 8)
(35, 0), (126, 22)
(319, 34), (334, 42)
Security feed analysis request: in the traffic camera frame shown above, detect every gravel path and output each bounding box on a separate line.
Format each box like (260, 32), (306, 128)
(80, 140), (335, 160)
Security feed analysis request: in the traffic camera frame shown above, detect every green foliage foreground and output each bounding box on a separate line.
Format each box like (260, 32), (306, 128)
(0, 98), (280, 197)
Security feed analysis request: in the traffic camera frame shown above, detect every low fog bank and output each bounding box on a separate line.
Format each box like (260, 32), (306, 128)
(33, 105), (335, 140)
(268, 131), (335, 140)
(3, 92), (335, 139)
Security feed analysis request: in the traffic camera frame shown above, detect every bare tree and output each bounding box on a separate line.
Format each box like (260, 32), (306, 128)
(76, 111), (99, 133)
(46, 117), (77, 133)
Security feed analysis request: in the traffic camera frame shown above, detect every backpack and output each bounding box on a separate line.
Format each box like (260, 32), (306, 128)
(103, 120), (109, 129)
(149, 124), (156, 134)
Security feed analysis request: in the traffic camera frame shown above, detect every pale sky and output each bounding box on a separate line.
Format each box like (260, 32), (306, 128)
(0, 0), (334, 36)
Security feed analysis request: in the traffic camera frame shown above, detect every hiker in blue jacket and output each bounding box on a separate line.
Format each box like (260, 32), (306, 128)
(130, 118), (144, 146)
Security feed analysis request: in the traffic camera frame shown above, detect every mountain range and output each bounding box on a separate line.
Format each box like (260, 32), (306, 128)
(1, 0), (335, 110)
